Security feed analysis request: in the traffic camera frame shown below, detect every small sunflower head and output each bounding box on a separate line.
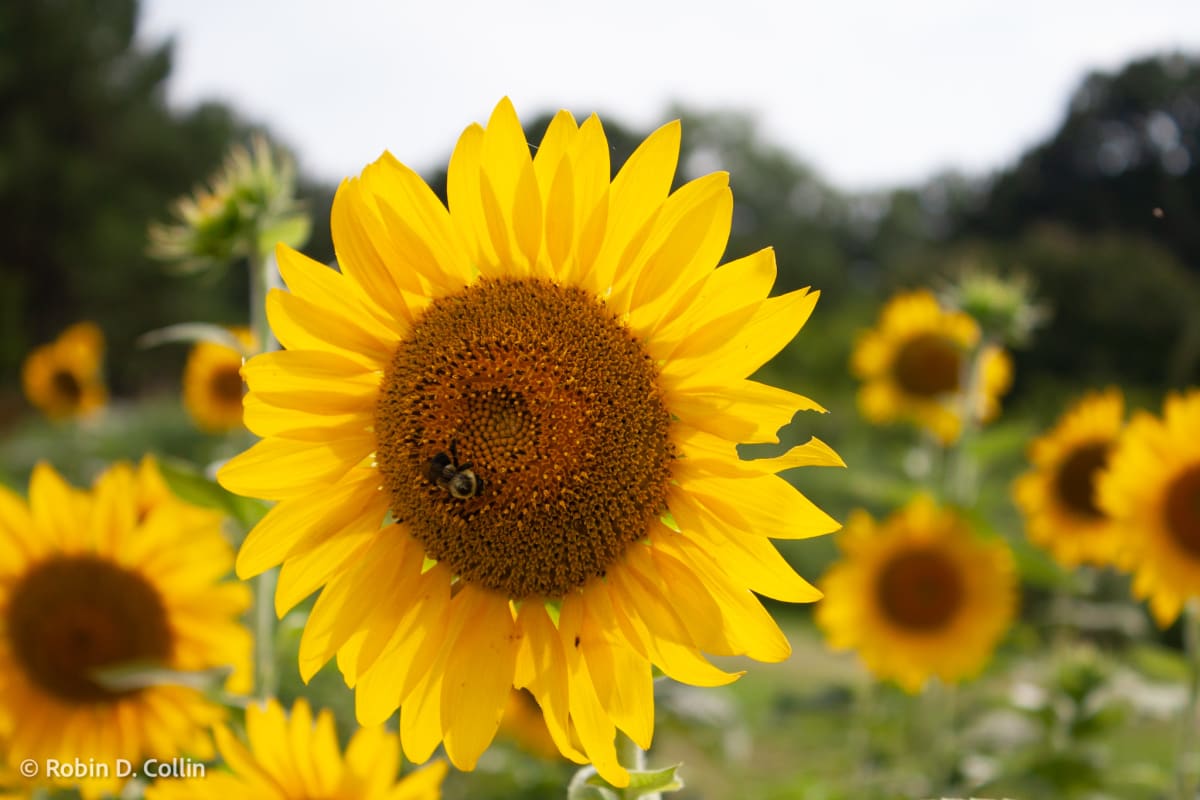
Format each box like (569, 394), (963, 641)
(816, 496), (1018, 692)
(149, 135), (310, 274)
(20, 321), (107, 421)
(182, 327), (255, 433)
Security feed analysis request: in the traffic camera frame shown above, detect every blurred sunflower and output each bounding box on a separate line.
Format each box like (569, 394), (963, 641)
(499, 689), (561, 761)
(815, 496), (1017, 692)
(0, 459), (251, 798)
(852, 289), (1012, 443)
(1098, 390), (1200, 626)
(183, 327), (255, 433)
(218, 98), (841, 785)
(1013, 388), (1125, 568)
(20, 321), (107, 420)
(144, 698), (447, 800)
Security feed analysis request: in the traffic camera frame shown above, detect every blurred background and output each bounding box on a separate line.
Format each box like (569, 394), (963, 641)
(3, 1), (1200, 798)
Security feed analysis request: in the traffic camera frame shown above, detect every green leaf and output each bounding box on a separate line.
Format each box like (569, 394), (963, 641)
(157, 457), (270, 532)
(569, 765), (685, 800)
(136, 322), (249, 354)
(617, 765), (685, 796)
(91, 663), (232, 693)
(258, 213), (311, 256)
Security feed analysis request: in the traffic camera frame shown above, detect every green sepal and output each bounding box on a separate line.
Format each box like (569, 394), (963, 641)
(568, 764), (685, 800)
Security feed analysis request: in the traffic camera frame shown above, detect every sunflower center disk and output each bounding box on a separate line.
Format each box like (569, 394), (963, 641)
(375, 277), (674, 599)
(1164, 464), (1200, 557)
(875, 548), (964, 631)
(893, 334), (962, 398)
(1054, 442), (1110, 520)
(210, 365), (246, 404)
(51, 369), (83, 405)
(7, 555), (173, 702)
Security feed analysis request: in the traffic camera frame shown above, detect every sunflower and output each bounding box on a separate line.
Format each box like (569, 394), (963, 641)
(183, 327), (255, 433)
(852, 289), (1012, 443)
(815, 495), (1017, 692)
(1098, 389), (1200, 626)
(1013, 388), (1125, 568)
(20, 321), (107, 420)
(217, 98), (841, 785)
(143, 698), (447, 800)
(0, 459), (252, 798)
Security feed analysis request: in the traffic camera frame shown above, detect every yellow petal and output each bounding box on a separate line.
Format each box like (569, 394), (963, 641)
(665, 503), (822, 602)
(559, 595), (628, 787)
(441, 587), (520, 770)
(588, 120), (681, 295)
(663, 287), (819, 389)
(668, 379), (825, 445)
(514, 601), (586, 762)
(678, 472), (840, 539)
(217, 435), (372, 501)
(236, 469), (383, 578)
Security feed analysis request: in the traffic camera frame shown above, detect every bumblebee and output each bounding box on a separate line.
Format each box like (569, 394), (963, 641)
(423, 440), (485, 500)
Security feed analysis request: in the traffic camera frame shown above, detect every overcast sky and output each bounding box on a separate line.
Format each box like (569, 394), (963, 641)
(139, 1), (1200, 192)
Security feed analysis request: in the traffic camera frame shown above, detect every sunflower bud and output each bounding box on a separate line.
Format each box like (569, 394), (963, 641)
(941, 265), (1048, 347)
(149, 135), (310, 274)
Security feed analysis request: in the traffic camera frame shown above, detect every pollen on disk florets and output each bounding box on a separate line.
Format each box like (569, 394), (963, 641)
(375, 277), (675, 599)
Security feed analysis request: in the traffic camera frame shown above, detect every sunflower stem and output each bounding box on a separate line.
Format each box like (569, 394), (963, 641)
(615, 731), (652, 797)
(946, 336), (992, 507)
(1177, 600), (1200, 800)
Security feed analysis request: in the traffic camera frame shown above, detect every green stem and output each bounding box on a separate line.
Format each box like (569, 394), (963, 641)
(1177, 601), (1200, 800)
(616, 731), (657, 800)
(946, 337), (993, 506)
(247, 243), (281, 701)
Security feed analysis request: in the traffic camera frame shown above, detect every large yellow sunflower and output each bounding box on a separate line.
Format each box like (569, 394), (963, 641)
(815, 495), (1017, 692)
(217, 98), (842, 785)
(1013, 388), (1125, 568)
(0, 459), (251, 798)
(143, 698), (446, 800)
(852, 289), (1012, 443)
(183, 327), (255, 433)
(20, 321), (107, 420)
(1098, 389), (1200, 626)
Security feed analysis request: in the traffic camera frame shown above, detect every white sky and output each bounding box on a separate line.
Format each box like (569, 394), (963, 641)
(139, 1), (1200, 192)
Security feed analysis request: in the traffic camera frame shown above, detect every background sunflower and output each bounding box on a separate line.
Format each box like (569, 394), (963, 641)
(1099, 389), (1200, 626)
(19, 321), (107, 421)
(182, 326), (254, 433)
(0, 459), (251, 798)
(815, 495), (1017, 692)
(1014, 388), (1126, 568)
(851, 289), (1012, 444)
(143, 698), (447, 800)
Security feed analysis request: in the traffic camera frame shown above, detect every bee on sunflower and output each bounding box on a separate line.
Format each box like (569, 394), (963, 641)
(217, 98), (842, 785)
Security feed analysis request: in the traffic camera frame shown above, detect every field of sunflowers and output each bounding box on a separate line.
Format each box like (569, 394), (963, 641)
(2, 6), (1199, 800)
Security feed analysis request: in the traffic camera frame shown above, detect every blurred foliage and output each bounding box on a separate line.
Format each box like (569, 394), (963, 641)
(960, 53), (1200, 273)
(0, 0), (333, 411)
